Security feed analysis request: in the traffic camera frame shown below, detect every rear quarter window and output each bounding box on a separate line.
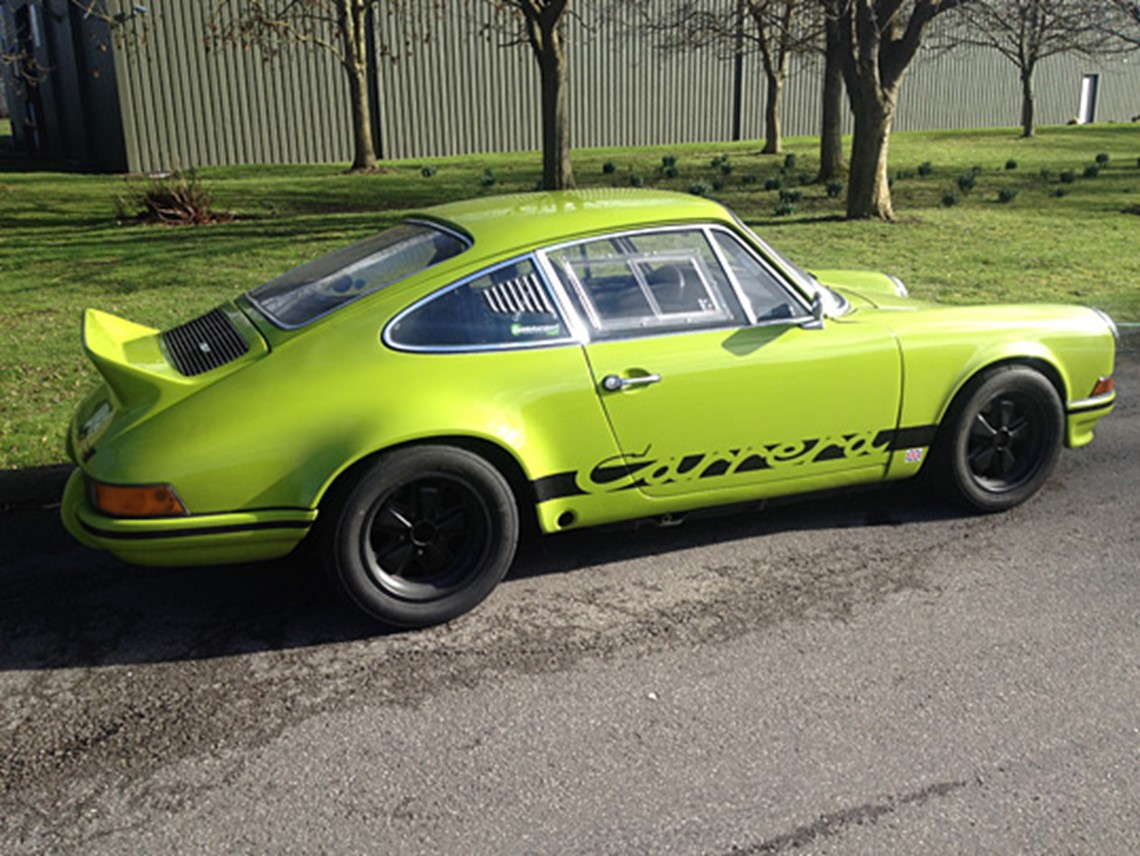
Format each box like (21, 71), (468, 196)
(386, 258), (572, 351)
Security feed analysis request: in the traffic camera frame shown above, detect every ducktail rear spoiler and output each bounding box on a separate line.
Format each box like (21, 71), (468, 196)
(82, 306), (266, 410)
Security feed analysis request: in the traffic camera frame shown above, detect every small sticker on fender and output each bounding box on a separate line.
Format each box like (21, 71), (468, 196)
(904, 448), (925, 464)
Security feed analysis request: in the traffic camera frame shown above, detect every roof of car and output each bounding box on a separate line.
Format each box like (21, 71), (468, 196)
(418, 190), (734, 257)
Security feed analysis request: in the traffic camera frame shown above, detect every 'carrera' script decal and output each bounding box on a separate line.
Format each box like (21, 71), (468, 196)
(587, 429), (888, 493)
(531, 425), (938, 502)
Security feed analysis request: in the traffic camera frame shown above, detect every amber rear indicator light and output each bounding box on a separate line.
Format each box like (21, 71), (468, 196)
(1090, 376), (1114, 397)
(91, 481), (188, 517)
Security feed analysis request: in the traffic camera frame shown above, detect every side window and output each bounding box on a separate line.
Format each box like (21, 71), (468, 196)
(712, 232), (802, 322)
(387, 258), (569, 350)
(546, 229), (746, 339)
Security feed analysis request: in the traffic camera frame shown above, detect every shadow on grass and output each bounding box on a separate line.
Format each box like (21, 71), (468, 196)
(0, 479), (966, 672)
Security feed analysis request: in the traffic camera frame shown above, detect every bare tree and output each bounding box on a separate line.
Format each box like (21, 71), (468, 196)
(1105, 0), (1140, 44)
(1, 1), (146, 151)
(485, 0), (576, 189)
(209, 1), (436, 172)
(834, 0), (965, 220)
(1, 1), (143, 87)
(944, 0), (1130, 137)
(639, 0), (822, 155)
(818, 2), (846, 180)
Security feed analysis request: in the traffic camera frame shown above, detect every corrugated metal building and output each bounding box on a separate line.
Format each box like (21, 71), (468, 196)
(2, 0), (1138, 172)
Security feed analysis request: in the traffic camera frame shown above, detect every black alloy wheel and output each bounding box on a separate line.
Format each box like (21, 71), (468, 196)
(326, 446), (519, 628)
(363, 474), (494, 602)
(937, 365), (1064, 512)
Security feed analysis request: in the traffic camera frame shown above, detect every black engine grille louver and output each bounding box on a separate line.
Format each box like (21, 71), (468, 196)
(162, 308), (250, 377)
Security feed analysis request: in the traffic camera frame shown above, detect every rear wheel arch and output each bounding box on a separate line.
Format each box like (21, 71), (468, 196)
(316, 435), (537, 530)
(317, 440), (528, 627)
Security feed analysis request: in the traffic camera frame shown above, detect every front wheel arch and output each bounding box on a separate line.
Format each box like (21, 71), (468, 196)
(927, 363), (1065, 512)
(937, 357), (1067, 429)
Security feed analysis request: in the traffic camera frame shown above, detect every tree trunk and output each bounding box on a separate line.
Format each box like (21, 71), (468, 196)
(538, 21), (574, 190)
(817, 16), (846, 182)
(342, 0), (378, 172)
(846, 91), (895, 220)
(1019, 67), (1035, 138)
(761, 70), (785, 155)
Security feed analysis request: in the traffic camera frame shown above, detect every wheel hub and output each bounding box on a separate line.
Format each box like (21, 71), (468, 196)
(410, 520), (438, 547)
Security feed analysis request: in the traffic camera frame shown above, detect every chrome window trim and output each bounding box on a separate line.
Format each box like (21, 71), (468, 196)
(534, 252), (591, 343)
(703, 225), (815, 324)
(553, 249), (736, 335)
(725, 210), (851, 317)
(382, 253), (578, 354)
(248, 219), (472, 331)
(538, 224), (759, 343)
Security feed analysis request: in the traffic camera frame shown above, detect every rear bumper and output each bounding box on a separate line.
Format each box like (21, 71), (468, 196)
(61, 469), (316, 567)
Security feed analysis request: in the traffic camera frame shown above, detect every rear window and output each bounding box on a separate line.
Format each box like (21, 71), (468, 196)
(247, 222), (469, 328)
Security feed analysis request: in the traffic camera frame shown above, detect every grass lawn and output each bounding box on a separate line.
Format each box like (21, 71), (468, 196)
(1, 124), (1138, 470)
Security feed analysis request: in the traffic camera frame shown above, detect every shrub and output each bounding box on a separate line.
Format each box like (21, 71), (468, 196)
(710, 155), (727, 168)
(116, 170), (232, 226)
(711, 178), (725, 192)
(420, 165), (437, 178)
(1053, 188), (1069, 198)
(1060, 170), (1076, 183)
(917, 161), (933, 177)
(602, 161), (616, 175)
(997, 188), (1018, 203)
(479, 169), (496, 187)
(971, 165), (984, 175)
(689, 180), (712, 197)
(941, 191), (961, 207)
(629, 172), (644, 188)
(662, 154), (678, 169)
(663, 165), (679, 179)
(783, 153), (797, 170)
(1083, 164), (1100, 178)
(741, 174), (759, 185)
(720, 162), (734, 175)
(895, 169), (916, 181)
(774, 202), (795, 216)
(825, 179), (844, 198)
(957, 173), (977, 192)
(1005, 159), (1018, 170)
(1039, 168), (1052, 181)
(1095, 152), (1110, 166)
(764, 176), (784, 191)
(779, 188), (802, 203)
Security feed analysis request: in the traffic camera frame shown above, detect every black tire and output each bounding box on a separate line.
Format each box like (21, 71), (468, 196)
(935, 365), (1064, 512)
(324, 446), (519, 628)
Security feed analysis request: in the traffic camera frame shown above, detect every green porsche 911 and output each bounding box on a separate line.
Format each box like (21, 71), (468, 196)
(62, 191), (1117, 627)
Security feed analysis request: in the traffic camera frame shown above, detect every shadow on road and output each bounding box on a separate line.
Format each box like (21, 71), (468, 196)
(0, 481), (966, 673)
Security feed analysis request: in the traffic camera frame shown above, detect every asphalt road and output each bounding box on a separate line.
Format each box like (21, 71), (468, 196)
(2, 346), (1137, 854)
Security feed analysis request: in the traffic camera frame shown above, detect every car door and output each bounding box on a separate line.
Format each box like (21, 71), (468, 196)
(542, 226), (902, 499)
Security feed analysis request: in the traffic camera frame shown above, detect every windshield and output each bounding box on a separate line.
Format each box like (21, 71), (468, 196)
(247, 222), (469, 328)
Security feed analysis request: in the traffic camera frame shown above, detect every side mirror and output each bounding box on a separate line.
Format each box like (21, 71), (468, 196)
(801, 292), (825, 330)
